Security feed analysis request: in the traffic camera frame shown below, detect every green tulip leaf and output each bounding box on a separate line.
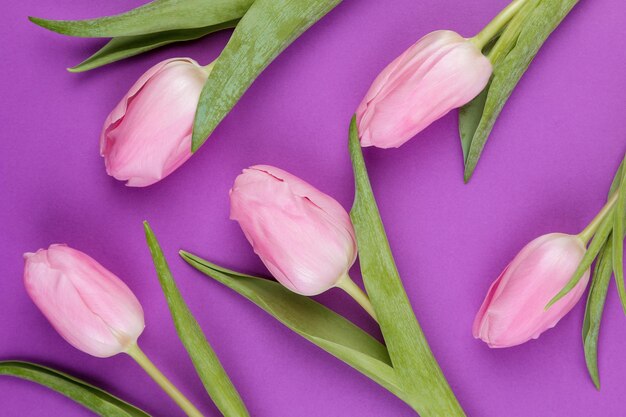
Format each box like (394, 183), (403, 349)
(582, 158), (626, 388)
(459, 80), (491, 162)
(460, 0), (579, 182)
(609, 160), (624, 196)
(191, 0), (341, 151)
(29, 0), (253, 38)
(612, 155), (626, 314)
(0, 361), (151, 417)
(70, 21), (238, 72)
(459, 0), (532, 162)
(179, 251), (424, 412)
(546, 213), (612, 309)
(549, 156), (626, 309)
(582, 239), (613, 390)
(348, 117), (465, 417)
(144, 222), (249, 417)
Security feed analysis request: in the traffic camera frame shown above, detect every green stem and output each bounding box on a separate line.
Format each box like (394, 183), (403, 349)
(126, 344), (203, 417)
(336, 274), (378, 322)
(579, 192), (619, 245)
(471, 0), (528, 50)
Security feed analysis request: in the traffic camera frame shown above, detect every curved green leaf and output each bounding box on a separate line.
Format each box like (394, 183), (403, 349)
(546, 212), (613, 309)
(0, 361), (151, 417)
(348, 117), (465, 417)
(459, 0), (532, 163)
(583, 158), (626, 388)
(460, 0), (579, 182)
(609, 160), (624, 196)
(612, 155), (626, 314)
(459, 80), (491, 162)
(70, 21), (238, 72)
(144, 222), (249, 417)
(29, 0), (253, 38)
(179, 251), (422, 412)
(582, 239), (613, 390)
(191, 0), (341, 151)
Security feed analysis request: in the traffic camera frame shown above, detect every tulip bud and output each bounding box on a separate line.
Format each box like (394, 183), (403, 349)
(24, 244), (145, 358)
(356, 30), (492, 148)
(473, 233), (590, 348)
(229, 165), (358, 296)
(100, 58), (210, 187)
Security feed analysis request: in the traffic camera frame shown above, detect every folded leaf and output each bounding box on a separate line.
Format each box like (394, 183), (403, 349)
(609, 160), (624, 196)
(179, 251), (422, 412)
(0, 361), (150, 417)
(612, 155), (626, 313)
(144, 222), (249, 417)
(460, 0), (579, 182)
(29, 0), (253, 38)
(348, 117), (465, 417)
(582, 239), (613, 390)
(582, 158), (626, 388)
(547, 212), (613, 308)
(459, 0), (532, 162)
(70, 21), (238, 72)
(191, 0), (341, 151)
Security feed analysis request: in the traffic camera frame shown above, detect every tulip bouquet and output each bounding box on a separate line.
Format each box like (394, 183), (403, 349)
(474, 154), (626, 389)
(356, 0), (580, 181)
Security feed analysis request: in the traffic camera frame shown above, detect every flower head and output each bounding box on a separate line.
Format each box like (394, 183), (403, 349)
(24, 244), (145, 357)
(473, 233), (590, 348)
(357, 30), (492, 148)
(101, 58), (209, 187)
(230, 165), (357, 296)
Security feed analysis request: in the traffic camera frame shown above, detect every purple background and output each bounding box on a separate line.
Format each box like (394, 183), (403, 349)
(2, 0), (626, 416)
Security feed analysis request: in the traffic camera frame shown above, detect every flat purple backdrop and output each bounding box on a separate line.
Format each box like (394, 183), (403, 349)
(2, 0), (626, 416)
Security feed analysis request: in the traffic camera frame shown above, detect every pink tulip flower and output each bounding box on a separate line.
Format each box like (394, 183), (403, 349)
(356, 30), (492, 148)
(230, 165), (358, 296)
(24, 244), (145, 358)
(100, 58), (210, 187)
(473, 233), (590, 348)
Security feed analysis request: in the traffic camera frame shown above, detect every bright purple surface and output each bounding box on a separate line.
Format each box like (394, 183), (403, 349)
(2, 0), (626, 416)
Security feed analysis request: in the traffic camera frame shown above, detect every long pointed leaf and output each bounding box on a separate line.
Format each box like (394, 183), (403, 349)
(70, 21), (238, 72)
(582, 156), (626, 387)
(191, 0), (341, 151)
(612, 155), (626, 313)
(0, 361), (151, 417)
(143, 222), (249, 417)
(582, 239), (613, 389)
(459, 80), (490, 162)
(30, 0), (253, 38)
(348, 117), (465, 417)
(179, 251), (423, 412)
(461, 0), (579, 182)
(459, 0), (533, 163)
(546, 212), (613, 308)
(609, 160), (624, 196)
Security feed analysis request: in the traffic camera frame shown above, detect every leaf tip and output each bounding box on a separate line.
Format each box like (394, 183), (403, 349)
(67, 65), (84, 73)
(28, 16), (60, 32)
(179, 250), (193, 262)
(544, 298), (557, 311)
(463, 168), (474, 184)
(142, 221), (154, 239)
(191, 129), (204, 153)
(28, 16), (43, 25)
